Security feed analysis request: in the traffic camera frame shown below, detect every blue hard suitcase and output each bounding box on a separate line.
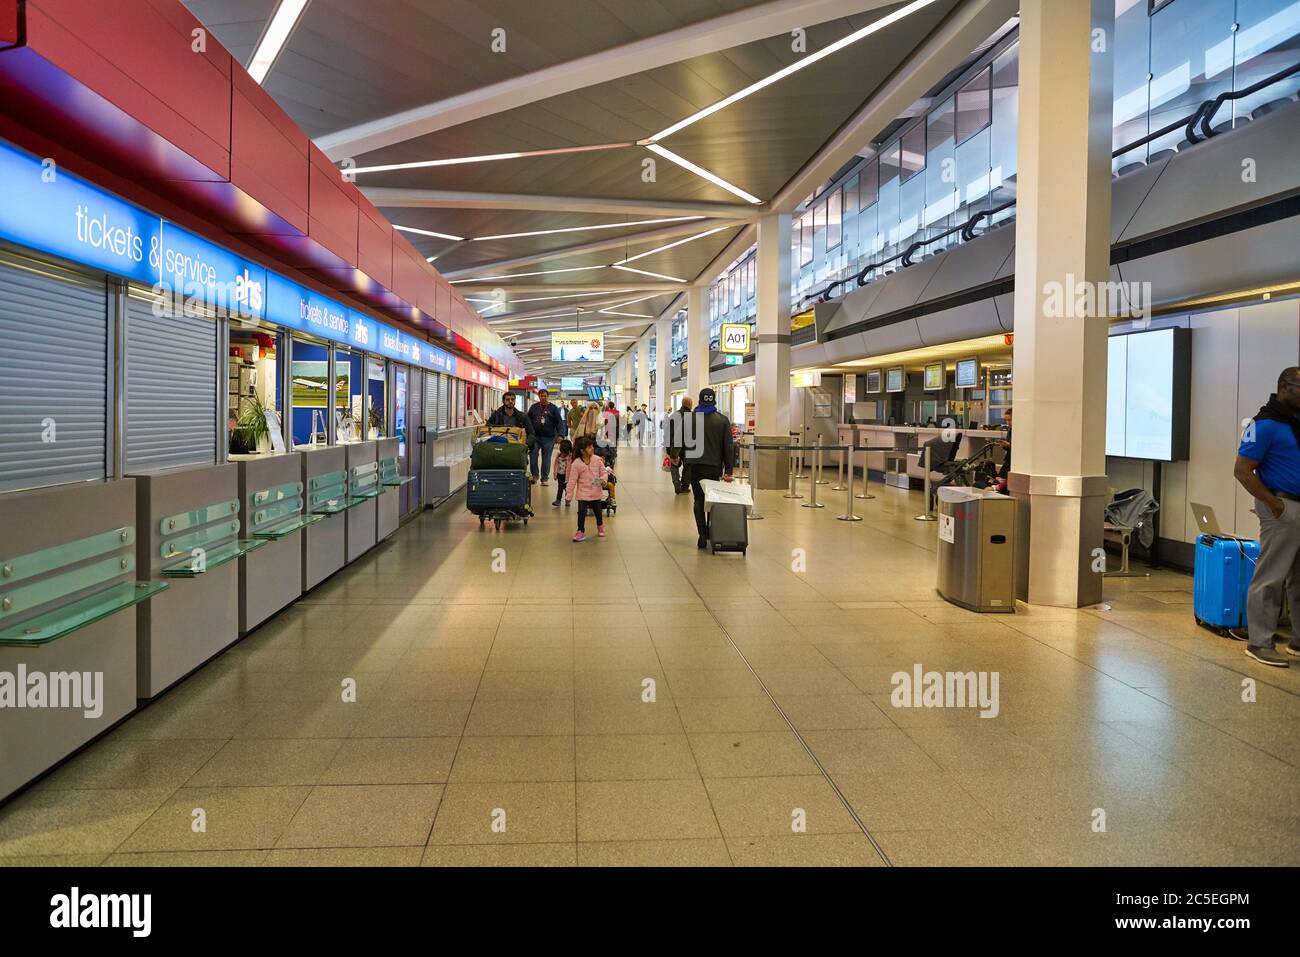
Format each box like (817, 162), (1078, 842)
(466, 469), (530, 513)
(1193, 534), (1260, 633)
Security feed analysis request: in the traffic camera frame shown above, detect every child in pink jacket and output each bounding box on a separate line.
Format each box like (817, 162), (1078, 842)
(565, 436), (609, 541)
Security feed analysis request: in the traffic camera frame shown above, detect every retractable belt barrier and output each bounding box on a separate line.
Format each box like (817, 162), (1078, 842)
(736, 442), (906, 523)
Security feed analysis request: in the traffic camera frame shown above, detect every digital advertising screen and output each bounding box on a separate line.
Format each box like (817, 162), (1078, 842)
(551, 331), (604, 362)
(1105, 327), (1190, 461)
(561, 376), (584, 391)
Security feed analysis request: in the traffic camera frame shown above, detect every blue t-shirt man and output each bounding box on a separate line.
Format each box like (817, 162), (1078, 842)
(1238, 417), (1300, 496)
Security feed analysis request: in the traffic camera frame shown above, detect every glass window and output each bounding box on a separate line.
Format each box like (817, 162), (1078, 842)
(880, 142), (901, 188)
(1147, 0), (1235, 156)
(859, 159), (879, 209)
(827, 189), (842, 250)
(1113, 0), (1152, 164)
(228, 324), (283, 455)
(812, 201), (826, 262)
(731, 268), (741, 308)
(1232, 0), (1300, 121)
(925, 95), (957, 228)
(990, 42), (1019, 190)
(844, 175), (859, 215)
(899, 123), (925, 182)
(746, 258), (756, 300)
(798, 214), (813, 266)
(955, 66), (991, 144)
(290, 338), (330, 447)
(366, 357), (387, 439)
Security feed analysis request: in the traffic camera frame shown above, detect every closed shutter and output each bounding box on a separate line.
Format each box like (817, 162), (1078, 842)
(428, 374), (438, 429)
(437, 374), (450, 429)
(125, 289), (217, 472)
(0, 257), (108, 493)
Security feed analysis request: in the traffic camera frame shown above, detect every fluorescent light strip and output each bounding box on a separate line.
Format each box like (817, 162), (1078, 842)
(247, 0), (310, 85)
(598, 311), (656, 319)
(394, 224), (465, 242)
(469, 290), (635, 308)
(647, 0), (941, 142)
(611, 265), (687, 282)
(643, 145), (761, 205)
(348, 142), (634, 176)
(472, 217), (703, 242)
(599, 295), (661, 313)
(451, 265), (609, 283)
(613, 225), (731, 265)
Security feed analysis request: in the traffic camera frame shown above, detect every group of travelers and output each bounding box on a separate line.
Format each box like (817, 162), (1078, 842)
(485, 386), (735, 548)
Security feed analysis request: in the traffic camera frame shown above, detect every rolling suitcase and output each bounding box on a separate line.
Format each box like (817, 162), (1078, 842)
(466, 470), (530, 513)
(707, 503), (748, 555)
(471, 440), (528, 470)
(1193, 534), (1260, 633)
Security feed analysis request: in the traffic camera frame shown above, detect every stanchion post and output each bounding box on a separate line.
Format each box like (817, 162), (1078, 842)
(746, 441), (764, 521)
(838, 445), (863, 521)
(915, 444), (937, 522)
(783, 439), (803, 499)
(855, 445), (875, 500)
(802, 439), (825, 508)
(832, 443), (847, 490)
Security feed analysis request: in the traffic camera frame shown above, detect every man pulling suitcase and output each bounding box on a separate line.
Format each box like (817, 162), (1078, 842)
(670, 387), (734, 550)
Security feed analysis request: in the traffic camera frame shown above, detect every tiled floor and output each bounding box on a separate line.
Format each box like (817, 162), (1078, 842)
(2, 444), (1298, 866)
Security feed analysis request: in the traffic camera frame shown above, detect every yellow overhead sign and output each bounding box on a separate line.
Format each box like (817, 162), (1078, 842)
(720, 323), (750, 354)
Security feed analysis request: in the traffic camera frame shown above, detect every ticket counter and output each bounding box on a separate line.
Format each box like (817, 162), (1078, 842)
(344, 441), (379, 562)
(300, 446), (348, 591)
(234, 452), (312, 634)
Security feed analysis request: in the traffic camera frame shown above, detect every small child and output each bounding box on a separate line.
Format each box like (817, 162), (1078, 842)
(552, 439), (573, 507)
(565, 436), (608, 541)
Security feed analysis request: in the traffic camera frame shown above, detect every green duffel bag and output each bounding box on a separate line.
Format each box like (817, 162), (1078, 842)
(471, 440), (528, 470)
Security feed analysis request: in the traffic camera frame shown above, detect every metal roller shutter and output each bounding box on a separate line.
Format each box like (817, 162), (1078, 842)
(424, 370), (439, 430)
(0, 257), (108, 493)
(125, 290), (217, 472)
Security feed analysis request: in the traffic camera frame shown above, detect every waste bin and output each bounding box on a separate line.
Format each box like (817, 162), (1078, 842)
(936, 486), (1017, 613)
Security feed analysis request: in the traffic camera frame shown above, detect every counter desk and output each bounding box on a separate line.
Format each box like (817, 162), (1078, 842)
(300, 446), (348, 591)
(232, 452), (310, 634)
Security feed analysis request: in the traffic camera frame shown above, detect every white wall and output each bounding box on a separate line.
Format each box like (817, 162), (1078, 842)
(1106, 299), (1300, 545)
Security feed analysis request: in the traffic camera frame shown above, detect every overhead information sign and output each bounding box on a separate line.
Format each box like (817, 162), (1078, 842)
(552, 331), (604, 362)
(720, 323), (750, 354)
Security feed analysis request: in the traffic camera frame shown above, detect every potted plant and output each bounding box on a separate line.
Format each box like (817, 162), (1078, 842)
(236, 393), (272, 454)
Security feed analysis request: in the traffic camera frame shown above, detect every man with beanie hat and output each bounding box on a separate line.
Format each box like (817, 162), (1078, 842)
(670, 386), (734, 549)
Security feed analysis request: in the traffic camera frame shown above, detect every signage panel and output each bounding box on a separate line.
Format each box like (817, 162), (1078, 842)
(157, 223), (265, 319)
(552, 331), (604, 362)
(720, 323), (750, 354)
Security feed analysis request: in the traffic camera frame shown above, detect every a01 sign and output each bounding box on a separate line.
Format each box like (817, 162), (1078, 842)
(721, 323), (750, 354)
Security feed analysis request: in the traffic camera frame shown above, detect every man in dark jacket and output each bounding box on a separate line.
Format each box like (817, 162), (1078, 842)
(487, 391), (534, 446)
(672, 387), (734, 549)
(526, 388), (563, 485)
(664, 396), (693, 494)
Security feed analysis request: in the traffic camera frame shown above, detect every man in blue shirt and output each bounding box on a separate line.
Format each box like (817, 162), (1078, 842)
(527, 389), (563, 486)
(1233, 367), (1300, 666)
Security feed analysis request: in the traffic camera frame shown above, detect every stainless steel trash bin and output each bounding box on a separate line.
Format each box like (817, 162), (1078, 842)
(936, 486), (1017, 613)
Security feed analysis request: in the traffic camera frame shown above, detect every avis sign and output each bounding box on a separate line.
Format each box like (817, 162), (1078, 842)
(721, 323), (750, 354)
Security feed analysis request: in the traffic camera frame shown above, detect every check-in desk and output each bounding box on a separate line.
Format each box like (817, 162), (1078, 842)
(301, 446), (348, 591)
(376, 436), (410, 541)
(848, 425), (1005, 485)
(234, 452), (314, 634)
(344, 441), (379, 563)
(131, 463), (262, 699)
(0, 480), (165, 800)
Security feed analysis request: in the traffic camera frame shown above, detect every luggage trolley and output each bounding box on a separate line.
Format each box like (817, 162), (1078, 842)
(466, 426), (534, 531)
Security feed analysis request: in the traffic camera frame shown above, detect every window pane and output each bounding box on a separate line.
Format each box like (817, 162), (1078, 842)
(1113, 0), (1151, 165)
(880, 142), (900, 187)
(1232, 0), (1300, 121)
(955, 66), (991, 143)
(1147, 0), (1235, 157)
(900, 123), (925, 182)
(844, 174), (860, 215)
(859, 159), (879, 209)
(925, 96), (957, 228)
(747, 258), (755, 300)
(827, 189), (842, 250)
(990, 42), (1019, 190)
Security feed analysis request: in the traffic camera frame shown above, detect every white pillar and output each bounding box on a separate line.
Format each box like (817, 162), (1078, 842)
(637, 333), (651, 409)
(686, 285), (709, 400)
(1010, 0), (1114, 607)
(656, 313), (673, 419)
(754, 212), (792, 489)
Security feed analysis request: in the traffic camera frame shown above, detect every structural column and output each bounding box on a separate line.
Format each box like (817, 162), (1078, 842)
(753, 212), (792, 489)
(1009, 0), (1114, 607)
(636, 332), (651, 410)
(686, 285), (709, 399)
(655, 312), (674, 439)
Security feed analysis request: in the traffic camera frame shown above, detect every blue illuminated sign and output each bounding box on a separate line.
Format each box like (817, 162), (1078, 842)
(0, 140), (160, 285)
(0, 137), (463, 376)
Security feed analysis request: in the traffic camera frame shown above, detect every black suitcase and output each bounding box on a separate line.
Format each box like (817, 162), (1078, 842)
(707, 503), (748, 554)
(466, 469), (529, 512)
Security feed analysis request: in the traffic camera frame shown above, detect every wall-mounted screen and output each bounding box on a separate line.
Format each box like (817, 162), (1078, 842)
(885, 366), (905, 392)
(551, 331), (604, 362)
(1105, 327), (1191, 461)
(923, 362), (944, 391)
(955, 357), (979, 388)
(865, 369), (881, 393)
(560, 376), (584, 391)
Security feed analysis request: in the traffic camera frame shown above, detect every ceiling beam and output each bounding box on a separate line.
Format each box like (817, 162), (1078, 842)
(442, 221), (739, 279)
(364, 187), (759, 220)
(316, 0), (903, 159)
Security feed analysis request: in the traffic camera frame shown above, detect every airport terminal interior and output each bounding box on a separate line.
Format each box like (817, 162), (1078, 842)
(0, 0), (1298, 869)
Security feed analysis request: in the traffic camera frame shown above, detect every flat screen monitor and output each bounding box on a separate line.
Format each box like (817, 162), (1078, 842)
(865, 369), (881, 393)
(885, 366), (905, 393)
(560, 376), (584, 391)
(954, 357), (979, 389)
(551, 331), (604, 362)
(923, 362), (944, 391)
(1104, 327), (1190, 461)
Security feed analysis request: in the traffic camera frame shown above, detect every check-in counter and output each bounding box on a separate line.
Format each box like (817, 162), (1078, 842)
(376, 437), (412, 541)
(423, 427), (474, 504)
(131, 463), (260, 699)
(843, 425), (1006, 483)
(301, 445), (348, 590)
(344, 441), (379, 563)
(0, 480), (164, 800)
(234, 452), (313, 634)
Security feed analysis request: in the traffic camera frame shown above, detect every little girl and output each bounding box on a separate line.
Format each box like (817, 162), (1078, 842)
(564, 436), (609, 541)
(551, 439), (573, 507)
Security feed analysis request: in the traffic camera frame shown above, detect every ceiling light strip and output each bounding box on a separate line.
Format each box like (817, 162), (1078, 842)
(647, 0), (942, 142)
(348, 142), (635, 176)
(611, 265), (687, 282)
(613, 225), (731, 264)
(472, 216), (704, 242)
(247, 0), (310, 85)
(451, 265), (609, 283)
(643, 145), (761, 205)
(394, 224), (465, 241)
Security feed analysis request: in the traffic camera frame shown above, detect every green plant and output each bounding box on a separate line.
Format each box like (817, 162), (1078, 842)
(235, 393), (271, 447)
